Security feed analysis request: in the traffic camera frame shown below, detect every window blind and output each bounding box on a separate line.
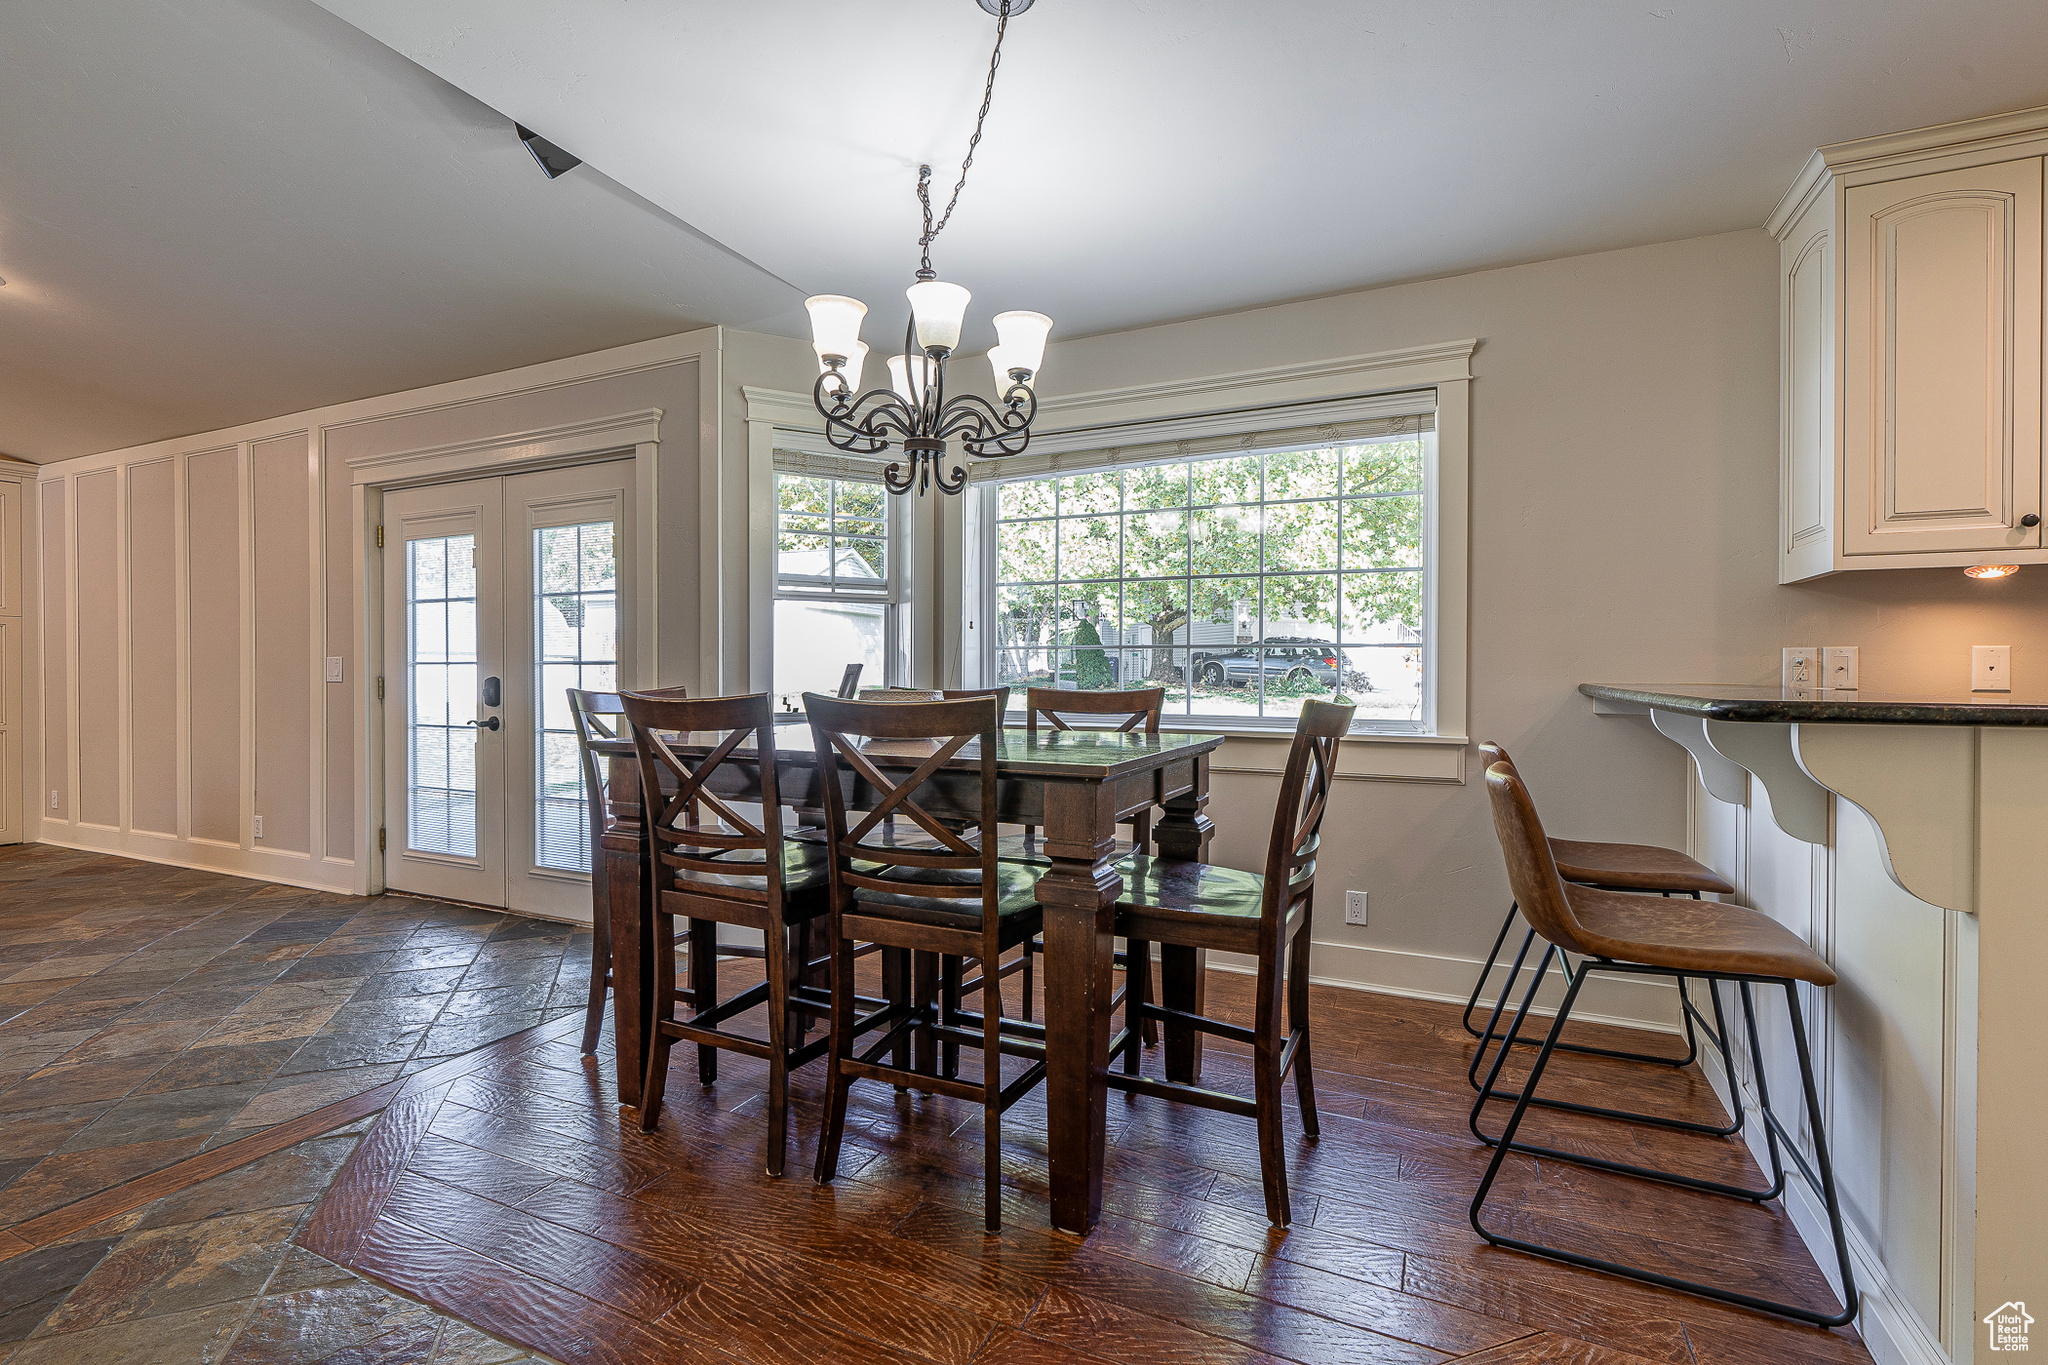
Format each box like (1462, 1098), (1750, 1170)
(965, 389), (1435, 484)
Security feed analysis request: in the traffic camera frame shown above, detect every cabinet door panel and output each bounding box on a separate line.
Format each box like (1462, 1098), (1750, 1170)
(1843, 158), (2042, 556)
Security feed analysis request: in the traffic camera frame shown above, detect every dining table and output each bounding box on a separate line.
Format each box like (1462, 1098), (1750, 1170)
(591, 714), (1224, 1234)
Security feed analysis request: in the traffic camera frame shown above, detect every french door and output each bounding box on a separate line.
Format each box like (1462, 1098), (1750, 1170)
(381, 460), (634, 918)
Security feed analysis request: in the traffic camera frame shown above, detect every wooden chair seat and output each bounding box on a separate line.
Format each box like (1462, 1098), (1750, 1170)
(659, 834), (831, 904)
(1113, 855), (1301, 952)
(851, 863), (1046, 929)
(1565, 884), (1835, 984)
(1549, 838), (1735, 894)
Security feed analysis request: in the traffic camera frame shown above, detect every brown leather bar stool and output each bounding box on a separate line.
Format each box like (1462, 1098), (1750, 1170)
(1476, 759), (1857, 1327)
(623, 690), (841, 1177)
(1104, 698), (1353, 1227)
(565, 684), (693, 1056)
(804, 693), (1051, 1231)
(1463, 741), (1735, 1073)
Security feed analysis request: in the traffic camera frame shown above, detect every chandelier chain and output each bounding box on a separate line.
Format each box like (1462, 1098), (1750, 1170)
(917, 0), (1010, 278)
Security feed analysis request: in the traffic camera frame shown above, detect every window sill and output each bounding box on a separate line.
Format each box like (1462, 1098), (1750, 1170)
(1008, 720), (1467, 782)
(1193, 729), (1467, 783)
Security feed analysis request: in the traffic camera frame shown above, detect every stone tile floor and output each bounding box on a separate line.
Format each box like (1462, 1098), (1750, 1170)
(0, 844), (588, 1357)
(0, 1118), (553, 1363)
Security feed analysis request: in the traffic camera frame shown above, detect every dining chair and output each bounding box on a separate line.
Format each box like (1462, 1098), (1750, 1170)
(1104, 697), (1353, 1226)
(566, 683), (692, 1056)
(1009, 685), (1165, 1039)
(1462, 741), (1736, 1076)
(804, 692), (1050, 1231)
(836, 663), (863, 698)
(622, 689), (835, 1177)
(1475, 759), (1856, 1326)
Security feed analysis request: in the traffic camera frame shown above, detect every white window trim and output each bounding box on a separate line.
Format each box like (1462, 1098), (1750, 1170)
(738, 338), (1473, 784)
(967, 340), (1473, 783)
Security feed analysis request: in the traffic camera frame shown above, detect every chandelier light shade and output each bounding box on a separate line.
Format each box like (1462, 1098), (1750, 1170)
(806, 0), (1048, 496)
(818, 340), (868, 394)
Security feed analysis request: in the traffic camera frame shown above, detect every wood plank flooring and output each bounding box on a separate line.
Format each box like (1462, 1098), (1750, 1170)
(307, 957), (1875, 1365)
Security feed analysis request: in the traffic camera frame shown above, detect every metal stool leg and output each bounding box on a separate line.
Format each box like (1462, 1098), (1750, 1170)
(1470, 961), (1857, 1328)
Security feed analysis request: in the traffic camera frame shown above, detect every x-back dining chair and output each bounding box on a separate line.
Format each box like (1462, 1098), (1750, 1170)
(566, 683), (691, 1055)
(1105, 697), (1353, 1226)
(805, 692), (1050, 1231)
(622, 690), (836, 1176)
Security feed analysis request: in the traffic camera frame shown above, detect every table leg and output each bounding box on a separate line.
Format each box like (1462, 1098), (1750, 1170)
(1034, 778), (1121, 1235)
(603, 825), (653, 1109)
(1152, 756), (1215, 1084)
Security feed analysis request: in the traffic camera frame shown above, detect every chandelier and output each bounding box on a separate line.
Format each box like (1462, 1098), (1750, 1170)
(806, 0), (1050, 497)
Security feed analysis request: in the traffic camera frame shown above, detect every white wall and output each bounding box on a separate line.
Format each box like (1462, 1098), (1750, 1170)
(989, 226), (2048, 1024)
(27, 333), (713, 892)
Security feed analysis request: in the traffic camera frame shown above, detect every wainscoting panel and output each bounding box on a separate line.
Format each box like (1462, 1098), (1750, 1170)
(75, 471), (120, 829)
(187, 446), (243, 847)
(39, 480), (67, 824)
(253, 433), (314, 857)
(127, 459), (179, 838)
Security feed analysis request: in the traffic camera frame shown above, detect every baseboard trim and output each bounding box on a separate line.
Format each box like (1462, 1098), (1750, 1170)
(35, 830), (357, 895)
(1205, 939), (1686, 1036)
(1698, 1039), (1950, 1365)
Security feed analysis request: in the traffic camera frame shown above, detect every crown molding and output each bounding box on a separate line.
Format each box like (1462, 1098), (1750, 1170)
(1817, 103), (2048, 176)
(1765, 149), (1832, 240)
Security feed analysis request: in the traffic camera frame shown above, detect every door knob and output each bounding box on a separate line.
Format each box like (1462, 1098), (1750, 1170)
(466, 716), (501, 731)
(2022, 513), (2040, 528)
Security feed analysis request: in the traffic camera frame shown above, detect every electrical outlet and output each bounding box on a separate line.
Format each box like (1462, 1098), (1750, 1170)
(1972, 645), (2012, 692)
(1782, 645), (1819, 689)
(1821, 645), (1859, 690)
(254, 814), (264, 840)
(1344, 890), (1368, 926)
(49, 790), (57, 810)
(325, 656), (344, 683)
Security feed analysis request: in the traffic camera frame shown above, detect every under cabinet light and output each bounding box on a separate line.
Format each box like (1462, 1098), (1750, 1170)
(1964, 564), (2019, 580)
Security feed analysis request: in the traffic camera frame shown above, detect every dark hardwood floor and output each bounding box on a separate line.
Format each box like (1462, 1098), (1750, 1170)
(305, 955), (1875, 1365)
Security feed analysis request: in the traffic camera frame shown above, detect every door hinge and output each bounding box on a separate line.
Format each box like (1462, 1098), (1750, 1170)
(378, 827), (386, 852)
(376, 525), (384, 548)
(376, 675), (385, 702)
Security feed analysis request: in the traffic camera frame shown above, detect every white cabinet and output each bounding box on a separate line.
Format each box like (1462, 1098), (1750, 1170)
(1771, 108), (2048, 581)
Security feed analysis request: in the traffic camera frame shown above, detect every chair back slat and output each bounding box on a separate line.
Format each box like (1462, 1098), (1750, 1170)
(837, 663), (864, 698)
(803, 693), (1000, 907)
(1482, 760), (1595, 957)
(1025, 686), (1163, 736)
(942, 687), (1011, 719)
(1259, 700), (1354, 920)
(621, 691), (788, 906)
(568, 685), (691, 856)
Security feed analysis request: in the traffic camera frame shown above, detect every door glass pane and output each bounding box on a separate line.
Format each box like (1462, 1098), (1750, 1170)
(534, 522), (618, 872)
(408, 534), (478, 857)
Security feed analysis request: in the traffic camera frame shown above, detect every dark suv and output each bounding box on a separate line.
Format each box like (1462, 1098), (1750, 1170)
(1194, 641), (1342, 689)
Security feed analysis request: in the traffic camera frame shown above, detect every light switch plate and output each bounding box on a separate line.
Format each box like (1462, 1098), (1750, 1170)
(325, 656), (344, 683)
(1344, 890), (1368, 926)
(1821, 646), (1859, 690)
(1782, 646), (1819, 689)
(1972, 645), (2011, 692)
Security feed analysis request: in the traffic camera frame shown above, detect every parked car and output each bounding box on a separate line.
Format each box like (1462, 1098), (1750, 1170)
(1194, 641), (1344, 690)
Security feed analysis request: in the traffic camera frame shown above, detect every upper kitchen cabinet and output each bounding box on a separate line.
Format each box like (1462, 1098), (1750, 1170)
(1770, 107), (2048, 582)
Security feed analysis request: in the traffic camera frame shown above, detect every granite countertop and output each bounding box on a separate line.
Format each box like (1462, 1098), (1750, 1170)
(1580, 682), (2048, 726)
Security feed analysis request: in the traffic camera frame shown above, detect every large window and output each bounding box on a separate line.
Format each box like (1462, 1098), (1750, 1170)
(772, 472), (899, 703)
(990, 435), (1430, 730)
